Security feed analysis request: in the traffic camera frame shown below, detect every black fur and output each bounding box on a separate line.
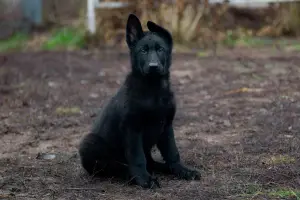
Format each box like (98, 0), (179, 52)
(79, 14), (201, 189)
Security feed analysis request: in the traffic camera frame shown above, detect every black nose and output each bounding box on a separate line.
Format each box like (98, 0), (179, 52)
(149, 62), (159, 68)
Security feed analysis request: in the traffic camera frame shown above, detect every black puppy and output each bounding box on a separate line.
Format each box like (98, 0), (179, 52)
(79, 14), (201, 189)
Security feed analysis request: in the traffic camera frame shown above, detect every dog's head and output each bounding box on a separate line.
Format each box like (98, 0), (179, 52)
(126, 14), (173, 77)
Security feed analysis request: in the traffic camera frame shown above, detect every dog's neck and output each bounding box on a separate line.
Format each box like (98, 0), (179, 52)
(125, 71), (170, 91)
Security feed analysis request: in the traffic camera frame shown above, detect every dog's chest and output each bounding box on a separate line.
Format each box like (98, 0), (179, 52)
(138, 94), (171, 119)
(142, 116), (166, 147)
(141, 96), (170, 129)
(128, 87), (173, 129)
(131, 93), (170, 123)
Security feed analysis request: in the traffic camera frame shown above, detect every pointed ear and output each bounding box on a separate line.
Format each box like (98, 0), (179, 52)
(147, 21), (173, 48)
(126, 14), (144, 48)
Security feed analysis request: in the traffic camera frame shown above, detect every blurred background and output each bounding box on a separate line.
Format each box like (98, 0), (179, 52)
(1, 0), (300, 52)
(1, 1), (300, 200)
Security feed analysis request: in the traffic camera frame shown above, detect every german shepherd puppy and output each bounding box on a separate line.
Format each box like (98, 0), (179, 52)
(79, 14), (201, 189)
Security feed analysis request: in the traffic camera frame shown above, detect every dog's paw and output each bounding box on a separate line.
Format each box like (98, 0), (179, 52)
(171, 164), (201, 181)
(133, 174), (161, 189)
(178, 168), (201, 180)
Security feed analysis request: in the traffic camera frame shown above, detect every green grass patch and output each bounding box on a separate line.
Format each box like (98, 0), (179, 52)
(251, 73), (264, 80)
(223, 35), (277, 48)
(221, 30), (300, 49)
(222, 30), (237, 47)
(285, 43), (300, 51)
(0, 33), (29, 52)
(238, 183), (264, 198)
(235, 37), (274, 47)
(291, 44), (300, 50)
(235, 185), (300, 200)
(262, 155), (296, 165)
(42, 27), (86, 50)
(268, 188), (300, 199)
(197, 51), (210, 57)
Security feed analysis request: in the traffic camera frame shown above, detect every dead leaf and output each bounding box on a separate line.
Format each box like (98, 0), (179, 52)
(223, 119), (231, 127)
(224, 87), (264, 95)
(55, 106), (82, 115)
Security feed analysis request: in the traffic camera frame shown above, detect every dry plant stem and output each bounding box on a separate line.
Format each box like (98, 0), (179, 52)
(176, 0), (184, 41)
(64, 187), (105, 191)
(184, 5), (204, 42)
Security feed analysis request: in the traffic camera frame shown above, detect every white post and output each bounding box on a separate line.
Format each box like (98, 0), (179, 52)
(87, 0), (96, 34)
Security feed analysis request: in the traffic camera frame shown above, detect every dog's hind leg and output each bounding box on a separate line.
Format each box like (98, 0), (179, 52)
(79, 133), (127, 178)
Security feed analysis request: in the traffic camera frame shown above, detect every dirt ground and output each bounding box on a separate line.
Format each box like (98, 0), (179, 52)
(0, 48), (300, 200)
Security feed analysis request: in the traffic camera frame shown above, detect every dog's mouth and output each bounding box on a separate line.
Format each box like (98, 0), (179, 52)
(144, 66), (165, 76)
(146, 70), (164, 77)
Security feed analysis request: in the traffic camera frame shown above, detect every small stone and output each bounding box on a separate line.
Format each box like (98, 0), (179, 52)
(98, 71), (106, 76)
(223, 119), (231, 127)
(80, 80), (88, 85)
(36, 153), (56, 160)
(89, 93), (99, 98)
(48, 81), (59, 88)
(259, 108), (268, 115)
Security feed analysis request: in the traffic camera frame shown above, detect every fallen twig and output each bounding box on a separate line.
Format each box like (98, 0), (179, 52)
(64, 187), (105, 191)
(224, 87), (264, 95)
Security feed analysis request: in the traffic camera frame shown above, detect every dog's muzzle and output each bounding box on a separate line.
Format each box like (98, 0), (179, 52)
(148, 62), (159, 73)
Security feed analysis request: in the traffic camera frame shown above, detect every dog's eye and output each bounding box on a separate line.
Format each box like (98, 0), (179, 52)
(157, 47), (164, 52)
(140, 48), (148, 54)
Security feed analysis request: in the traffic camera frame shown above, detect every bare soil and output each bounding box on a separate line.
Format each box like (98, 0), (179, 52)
(0, 49), (300, 200)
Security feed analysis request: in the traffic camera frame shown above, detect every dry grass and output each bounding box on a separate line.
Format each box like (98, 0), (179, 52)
(2, 0), (300, 50)
(86, 0), (300, 48)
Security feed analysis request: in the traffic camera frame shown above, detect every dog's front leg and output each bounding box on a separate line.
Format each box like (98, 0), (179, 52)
(157, 125), (201, 180)
(125, 130), (160, 189)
